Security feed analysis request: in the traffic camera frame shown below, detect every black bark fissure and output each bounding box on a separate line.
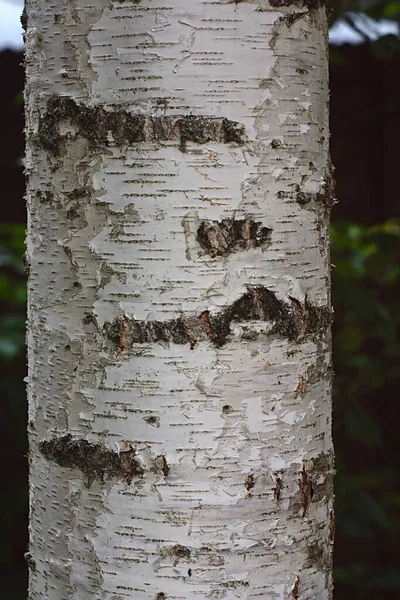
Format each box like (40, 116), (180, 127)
(197, 218), (272, 257)
(37, 95), (246, 156)
(104, 286), (332, 350)
(39, 434), (143, 486)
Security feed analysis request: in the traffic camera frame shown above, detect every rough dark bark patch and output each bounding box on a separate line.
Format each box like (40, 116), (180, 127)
(37, 95), (246, 156)
(170, 545), (191, 561)
(318, 175), (336, 208)
(36, 190), (54, 204)
(269, 0), (326, 9)
(306, 540), (332, 572)
(39, 434), (143, 486)
(197, 218), (272, 257)
(104, 286), (332, 350)
(292, 450), (334, 517)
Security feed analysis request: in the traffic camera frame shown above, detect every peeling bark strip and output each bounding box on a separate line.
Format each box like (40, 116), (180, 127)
(197, 218), (272, 257)
(104, 287), (331, 350)
(39, 435), (143, 486)
(37, 95), (246, 156)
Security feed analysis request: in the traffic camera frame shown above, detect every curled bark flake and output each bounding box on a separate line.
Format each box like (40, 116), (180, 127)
(39, 434), (143, 487)
(37, 95), (246, 156)
(104, 286), (331, 350)
(197, 218), (272, 257)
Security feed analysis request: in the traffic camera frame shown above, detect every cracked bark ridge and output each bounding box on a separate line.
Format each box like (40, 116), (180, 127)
(197, 218), (272, 257)
(37, 95), (246, 156)
(39, 434), (143, 486)
(104, 286), (332, 350)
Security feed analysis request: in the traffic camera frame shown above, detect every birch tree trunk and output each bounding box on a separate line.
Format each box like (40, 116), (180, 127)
(25, 0), (334, 598)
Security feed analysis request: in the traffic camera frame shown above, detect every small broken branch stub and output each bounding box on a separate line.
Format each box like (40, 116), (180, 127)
(39, 434), (143, 486)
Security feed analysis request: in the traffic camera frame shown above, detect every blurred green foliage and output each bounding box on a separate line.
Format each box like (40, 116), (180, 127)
(330, 0), (400, 60)
(331, 0), (400, 23)
(0, 224), (26, 361)
(0, 223), (27, 600)
(332, 220), (400, 598)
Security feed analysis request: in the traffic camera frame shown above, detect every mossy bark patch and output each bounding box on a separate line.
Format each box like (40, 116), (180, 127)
(104, 286), (332, 350)
(197, 218), (272, 257)
(39, 434), (143, 486)
(37, 95), (246, 156)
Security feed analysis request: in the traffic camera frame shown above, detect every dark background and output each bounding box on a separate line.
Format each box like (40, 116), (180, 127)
(1, 9), (400, 599)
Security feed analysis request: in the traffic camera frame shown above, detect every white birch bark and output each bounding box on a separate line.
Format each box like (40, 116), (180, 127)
(25, 1), (334, 599)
